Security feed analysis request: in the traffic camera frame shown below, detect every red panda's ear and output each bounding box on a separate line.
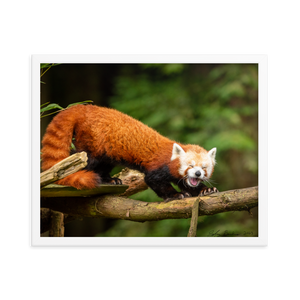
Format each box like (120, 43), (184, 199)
(208, 147), (217, 164)
(171, 143), (185, 161)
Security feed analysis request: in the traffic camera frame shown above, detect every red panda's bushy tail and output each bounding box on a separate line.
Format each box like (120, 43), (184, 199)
(41, 105), (99, 189)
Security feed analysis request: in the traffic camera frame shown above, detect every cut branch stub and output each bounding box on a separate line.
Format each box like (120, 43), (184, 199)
(40, 151), (88, 187)
(114, 168), (148, 197)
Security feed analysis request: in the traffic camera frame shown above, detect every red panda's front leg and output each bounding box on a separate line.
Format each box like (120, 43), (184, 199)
(144, 167), (189, 201)
(146, 180), (189, 202)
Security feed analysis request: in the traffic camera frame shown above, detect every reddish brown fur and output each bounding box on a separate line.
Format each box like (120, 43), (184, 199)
(41, 105), (206, 189)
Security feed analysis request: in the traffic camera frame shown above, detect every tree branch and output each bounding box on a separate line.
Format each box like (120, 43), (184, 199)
(41, 186), (258, 222)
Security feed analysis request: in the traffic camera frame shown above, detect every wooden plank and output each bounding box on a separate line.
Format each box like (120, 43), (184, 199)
(41, 183), (129, 198)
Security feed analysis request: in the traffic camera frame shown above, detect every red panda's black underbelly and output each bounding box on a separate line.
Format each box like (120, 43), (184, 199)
(84, 151), (147, 174)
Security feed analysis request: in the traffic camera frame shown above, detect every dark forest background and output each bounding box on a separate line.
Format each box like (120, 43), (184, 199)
(40, 63), (258, 237)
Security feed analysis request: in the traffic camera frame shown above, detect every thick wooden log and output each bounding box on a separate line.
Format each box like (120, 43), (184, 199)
(40, 208), (52, 234)
(49, 210), (65, 237)
(40, 151), (88, 187)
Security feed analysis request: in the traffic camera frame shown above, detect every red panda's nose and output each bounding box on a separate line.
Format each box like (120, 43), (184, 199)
(195, 171), (201, 177)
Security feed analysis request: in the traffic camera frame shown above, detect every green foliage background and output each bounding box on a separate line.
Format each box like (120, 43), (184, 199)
(40, 63), (258, 237)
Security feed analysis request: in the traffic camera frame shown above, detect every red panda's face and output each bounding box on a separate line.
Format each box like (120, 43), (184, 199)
(171, 143), (216, 188)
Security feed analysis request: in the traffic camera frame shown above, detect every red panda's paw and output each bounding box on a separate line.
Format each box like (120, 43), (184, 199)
(112, 178), (122, 184)
(199, 186), (219, 196)
(56, 170), (101, 190)
(103, 177), (123, 185)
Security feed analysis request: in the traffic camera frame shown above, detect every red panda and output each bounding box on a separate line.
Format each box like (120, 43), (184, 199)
(41, 104), (218, 201)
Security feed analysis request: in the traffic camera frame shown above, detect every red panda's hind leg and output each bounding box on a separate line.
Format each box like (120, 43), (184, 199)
(56, 170), (122, 189)
(86, 155), (123, 185)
